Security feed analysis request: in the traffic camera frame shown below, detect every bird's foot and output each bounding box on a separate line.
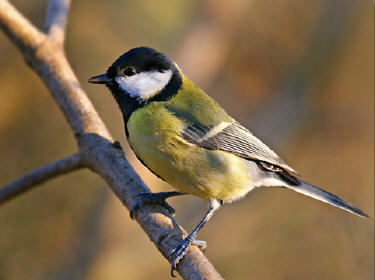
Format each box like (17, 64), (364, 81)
(130, 192), (176, 219)
(170, 235), (206, 277)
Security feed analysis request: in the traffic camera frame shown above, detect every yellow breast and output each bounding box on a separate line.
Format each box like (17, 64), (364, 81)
(127, 102), (252, 202)
(127, 77), (253, 202)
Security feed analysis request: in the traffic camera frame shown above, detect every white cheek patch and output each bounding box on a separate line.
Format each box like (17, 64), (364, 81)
(116, 70), (173, 100)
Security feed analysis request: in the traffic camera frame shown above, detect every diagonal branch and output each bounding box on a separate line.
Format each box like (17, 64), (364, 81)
(44, 0), (71, 45)
(0, 0), (46, 51)
(0, 0), (110, 137)
(0, 1), (223, 279)
(0, 153), (82, 205)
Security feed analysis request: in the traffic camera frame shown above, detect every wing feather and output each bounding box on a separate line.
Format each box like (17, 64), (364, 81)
(182, 121), (299, 179)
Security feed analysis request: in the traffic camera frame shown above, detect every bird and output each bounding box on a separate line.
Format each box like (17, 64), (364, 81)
(88, 46), (368, 276)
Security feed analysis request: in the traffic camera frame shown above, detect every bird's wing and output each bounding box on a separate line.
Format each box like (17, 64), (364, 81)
(182, 121), (369, 218)
(182, 121), (300, 184)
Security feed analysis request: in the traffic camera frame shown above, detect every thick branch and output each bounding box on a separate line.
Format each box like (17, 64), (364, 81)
(0, 1), (223, 279)
(44, 0), (71, 45)
(0, 153), (82, 205)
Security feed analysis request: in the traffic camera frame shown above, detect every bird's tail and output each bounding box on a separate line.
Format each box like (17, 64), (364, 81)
(285, 179), (369, 218)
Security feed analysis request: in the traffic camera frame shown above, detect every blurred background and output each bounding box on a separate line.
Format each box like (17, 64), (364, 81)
(0, 0), (373, 279)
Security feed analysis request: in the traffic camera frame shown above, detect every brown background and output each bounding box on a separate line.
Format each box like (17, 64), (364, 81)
(0, 0), (373, 279)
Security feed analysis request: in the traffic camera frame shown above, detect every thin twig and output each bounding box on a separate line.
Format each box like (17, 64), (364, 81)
(44, 0), (71, 45)
(0, 153), (82, 205)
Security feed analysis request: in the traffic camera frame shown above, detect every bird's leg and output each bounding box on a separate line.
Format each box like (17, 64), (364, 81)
(170, 199), (222, 277)
(130, 191), (185, 219)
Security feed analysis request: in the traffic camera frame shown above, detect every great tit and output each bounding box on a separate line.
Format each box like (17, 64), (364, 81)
(89, 46), (368, 276)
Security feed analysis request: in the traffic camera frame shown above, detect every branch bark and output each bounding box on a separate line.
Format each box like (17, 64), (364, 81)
(44, 0), (71, 45)
(0, 0), (45, 51)
(0, 153), (82, 205)
(0, 0), (223, 279)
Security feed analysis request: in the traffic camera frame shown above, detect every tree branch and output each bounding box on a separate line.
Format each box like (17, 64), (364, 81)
(0, 0), (46, 51)
(44, 0), (71, 45)
(0, 153), (82, 205)
(0, 1), (223, 279)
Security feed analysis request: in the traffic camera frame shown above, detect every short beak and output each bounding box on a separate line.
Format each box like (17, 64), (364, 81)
(88, 74), (112, 84)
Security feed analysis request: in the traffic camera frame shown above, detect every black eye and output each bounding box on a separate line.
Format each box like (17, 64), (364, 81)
(123, 66), (136, 76)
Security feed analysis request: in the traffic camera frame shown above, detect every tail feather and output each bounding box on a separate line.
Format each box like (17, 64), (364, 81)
(286, 179), (369, 218)
(246, 160), (368, 218)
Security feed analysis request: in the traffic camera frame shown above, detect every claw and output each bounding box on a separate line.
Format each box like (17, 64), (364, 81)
(130, 192), (176, 219)
(170, 236), (206, 277)
(169, 199), (220, 276)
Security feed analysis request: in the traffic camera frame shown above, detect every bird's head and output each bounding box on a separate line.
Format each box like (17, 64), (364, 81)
(89, 47), (182, 105)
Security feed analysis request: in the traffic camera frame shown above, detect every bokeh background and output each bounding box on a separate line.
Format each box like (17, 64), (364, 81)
(0, 0), (373, 279)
